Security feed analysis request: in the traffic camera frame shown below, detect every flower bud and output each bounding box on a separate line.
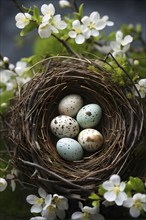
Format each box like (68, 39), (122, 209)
(59, 0), (71, 8)
(3, 56), (9, 63)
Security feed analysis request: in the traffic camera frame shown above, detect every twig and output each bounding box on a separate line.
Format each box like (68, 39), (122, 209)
(51, 34), (80, 58)
(19, 158), (90, 192)
(11, 0), (24, 12)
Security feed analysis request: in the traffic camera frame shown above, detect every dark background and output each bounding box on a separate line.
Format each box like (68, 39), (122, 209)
(0, 0), (146, 64)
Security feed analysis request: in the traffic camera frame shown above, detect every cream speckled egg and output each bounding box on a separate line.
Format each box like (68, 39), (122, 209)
(76, 104), (102, 128)
(78, 129), (103, 152)
(56, 138), (83, 161)
(50, 115), (79, 138)
(58, 94), (83, 117)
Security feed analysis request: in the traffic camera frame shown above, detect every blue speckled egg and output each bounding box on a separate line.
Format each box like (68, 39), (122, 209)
(76, 104), (102, 128)
(56, 138), (83, 161)
(50, 115), (79, 138)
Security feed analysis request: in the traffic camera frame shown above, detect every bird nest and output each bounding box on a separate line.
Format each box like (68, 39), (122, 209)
(6, 57), (144, 199)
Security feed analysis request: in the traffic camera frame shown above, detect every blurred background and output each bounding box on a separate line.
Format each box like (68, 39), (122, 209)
(0, 0), (146, 64)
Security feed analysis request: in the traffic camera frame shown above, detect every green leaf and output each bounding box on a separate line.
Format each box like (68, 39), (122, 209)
(127, 177), (145, 193)
(20, 22), (36, 37)
(92, 200), (100, 207)
(89, 193), (100, 200)
(78, 3), (84, 18)
(33, 5), (41, 23)
(98, 185), (106, 196)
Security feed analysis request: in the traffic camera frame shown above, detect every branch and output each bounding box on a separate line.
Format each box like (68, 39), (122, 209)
(11, 0), (25, 12)
(51, 34), (80, 58)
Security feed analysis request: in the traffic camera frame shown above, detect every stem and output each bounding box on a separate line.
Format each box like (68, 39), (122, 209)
(51, 34), (80, 58)
(72, 0), (79, 12)
(11, 0), (24, 12)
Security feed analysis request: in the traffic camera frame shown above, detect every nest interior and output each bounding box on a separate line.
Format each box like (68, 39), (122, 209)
(7, 57), (144, 199)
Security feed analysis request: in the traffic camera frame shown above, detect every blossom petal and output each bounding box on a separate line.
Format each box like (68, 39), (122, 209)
(121, 35), (133, 46)
(110, 41), (120, 52)
(81, 16), (90, 26)
(116, 31), (123, 43)
(26, 195), (38, 205)
(31, 204), (42, 213)
(91, 29), (99, 37)
(41, 4), (55, 16)
(0, 178), (7, 192)
(72, 20), (81, 29)
(104, 191), (116, 202)
(110, 174), (121, 185)
(30, 217), (46, 220)
(69, 31), (76, 38)
(45, 194), (52, 206)
(139, 79), (146, 87)
(123, 198), (133, 208)
(38, 188), (47, 198)
(130, 207), (140, 218)
(75, 34), (85, 44)
(119, 182), (126, 191)
(90, 11), (100, 21)
(82, 206), (98, 214)
(102, 181), (114, 190)
(95, 19), (106, 30)
(38, 23), (51, 38)
(115, 192), (127, 206)
(71, 211), (83, 220)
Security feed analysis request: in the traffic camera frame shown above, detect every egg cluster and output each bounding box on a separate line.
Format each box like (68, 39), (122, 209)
(50, 94), (103, 161)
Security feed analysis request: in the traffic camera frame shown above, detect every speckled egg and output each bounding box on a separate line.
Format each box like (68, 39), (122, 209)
(58, 94), (83, 117)
(56, 138), (84, 161)
(78, 129), (103, 152)
(50, 115), (79, 138)
(76, 104), (102, 128)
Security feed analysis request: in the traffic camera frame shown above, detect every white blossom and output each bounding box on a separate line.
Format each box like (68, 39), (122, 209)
(102, 174), (127, 206)
(71, 202), (105, 220)
(53, 194), (69, 210)
(59, 0), (71, 8)
(123, 193), (146, 218)
(15, 12), (32, 29)
(42, 194), (68, 220)
(69, 20), (87, 44)
(0, 69), (14, 92)
(0, 178), (7, 192)
(26, 188), (47, 213)
(38, 4), (67, 38)
(81, 12), (107, 38)
(133, 78), (146, 98)
(110, 30), (133, 57)
(15, 61), (27, 76)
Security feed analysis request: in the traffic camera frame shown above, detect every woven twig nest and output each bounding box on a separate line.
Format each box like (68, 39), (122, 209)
(7, 57), (144, 199)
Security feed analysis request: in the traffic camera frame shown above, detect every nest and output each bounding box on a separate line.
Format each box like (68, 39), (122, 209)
(7, 57), (144, 199)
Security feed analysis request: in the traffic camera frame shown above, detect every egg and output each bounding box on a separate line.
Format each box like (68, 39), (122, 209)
(76, 104), (102, 128)
(50, 115), (79, 138)
(58, 94), (83, 117)
(78, 129), (103, 152)
(56, 138), (83, 161)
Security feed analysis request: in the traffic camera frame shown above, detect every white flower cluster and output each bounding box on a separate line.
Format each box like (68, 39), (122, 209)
(26, 188), (69, 220)
(110, 30), (133, 57)
(0, 58), (30, 95)
(38, 4), (67, 38)
(102, 174), (146, 218)
(69, 12), (114, 44)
